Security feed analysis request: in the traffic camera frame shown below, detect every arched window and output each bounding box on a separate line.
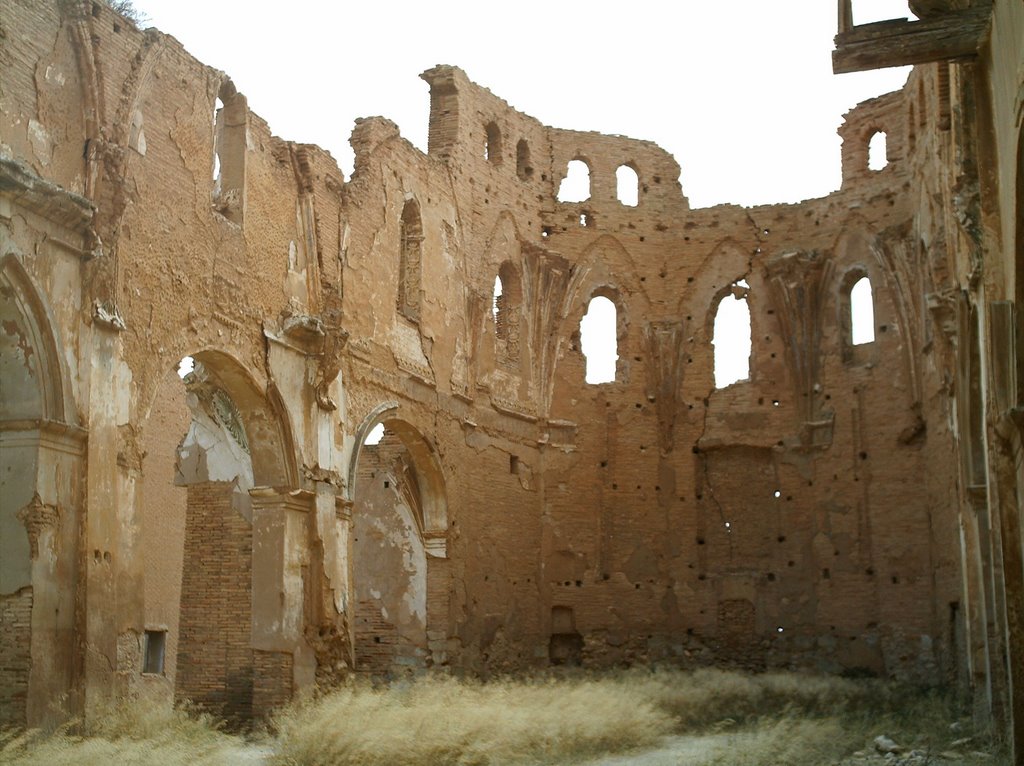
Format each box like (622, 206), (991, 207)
(849, 276), (875, 345)
(398, 199), (423, 322)
(616, 164), (639, 207)
(868, 131), (887, 171)
(516, 139), (533, 180)
(493, 262), (522, 365)
(712, 282), (751, 388)
(557, 159), (591, 203)
(580, 296), (618, 384)
(212, 81), (246, 223)
(484, 122), (502, 165)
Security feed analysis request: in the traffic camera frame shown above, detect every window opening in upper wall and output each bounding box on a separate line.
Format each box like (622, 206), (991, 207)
(868, 131), (887, 171)
(581, 296), (618, 384)
(398, 199), (423, 322)
(712, 284), (751, 388)
(516, 139), (533, 180)
(557, 160), (591, 203)
(494, 263), (522, 364)
(212, 97), (224, 182)
(484, 122), (502, 165)
(365, 423), (385, 446)
(850, 276), (875, 345)
(492, 275), (503, 318)
(616, 165), (639, 207)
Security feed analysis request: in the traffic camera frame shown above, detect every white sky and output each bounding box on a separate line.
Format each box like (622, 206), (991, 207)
(133, 0), (913, 209)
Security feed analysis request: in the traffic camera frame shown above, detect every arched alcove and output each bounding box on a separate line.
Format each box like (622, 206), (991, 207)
(148, 350), (298, 725)
(494, 261), (523, 366)
(349, 407), (448, 673)
(398, 199), (423, 323)
(0, 254), (80, 729)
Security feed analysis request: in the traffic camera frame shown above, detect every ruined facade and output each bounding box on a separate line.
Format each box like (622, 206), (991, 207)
(0, 0), (1020, 757)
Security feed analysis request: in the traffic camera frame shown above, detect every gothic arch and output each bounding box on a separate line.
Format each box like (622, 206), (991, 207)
(0, 254), (75, 425)
(184, 349), (297, 489)
(349, 404), (448, 547)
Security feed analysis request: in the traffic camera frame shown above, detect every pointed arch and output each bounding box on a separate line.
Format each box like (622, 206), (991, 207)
(398, 198), (423, 323)
(494, 260), (523, 365)
(184, 349), (297, 489)
(348, 404), (448, 550)
(0, 254), (75, 425)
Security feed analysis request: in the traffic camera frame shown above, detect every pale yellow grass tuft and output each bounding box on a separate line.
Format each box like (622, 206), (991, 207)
(0, 696), (251, 766)
(271, 674), (674, 766)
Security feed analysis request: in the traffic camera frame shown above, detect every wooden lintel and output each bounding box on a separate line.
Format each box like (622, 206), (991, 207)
(832, 4), (992, 74)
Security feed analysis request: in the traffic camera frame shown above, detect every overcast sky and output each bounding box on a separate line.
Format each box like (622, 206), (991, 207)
(133, 0), (913, 209)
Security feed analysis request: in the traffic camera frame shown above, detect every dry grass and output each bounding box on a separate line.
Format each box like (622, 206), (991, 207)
(270, 674), (673, 766)
(0, 697), (252, 766)
(2, 669), (1004, 766)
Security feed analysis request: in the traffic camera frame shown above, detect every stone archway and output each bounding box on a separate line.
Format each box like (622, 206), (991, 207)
(349, 407), (448, 673)
(0, 255), (83, 728)
(139, 350), (302, 725)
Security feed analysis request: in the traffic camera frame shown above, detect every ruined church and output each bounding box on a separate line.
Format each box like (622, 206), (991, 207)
(0, 0), (1021, 758)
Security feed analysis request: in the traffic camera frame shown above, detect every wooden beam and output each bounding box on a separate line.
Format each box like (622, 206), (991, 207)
(838, 0), (853, 35)
(832, 4), (992, 74)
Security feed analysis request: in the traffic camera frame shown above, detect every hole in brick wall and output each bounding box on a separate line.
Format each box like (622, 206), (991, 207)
(557, 159), (590, 203)
(541, 226), (551, 238)
(776, 626), (784, 633)
(365, 423), (385, 446)
(581, 296), (617, 384)
(850, 276), (875, 344)
(772, 399), (780, 407)
(516, 139), (533, 180)
(484, 121), (502, 164)
(868, 131), (888, 170)
(510, 455), (519, 474)
(713, 285), (751, 388)
(492, 275), (502, 319)
(142, 630), (166, 674)
(383, 480), (389, 488)
(616, 165), (639, 207)
(823, 568), (831, 579)
(773, 490), (781, 498)
(177, 356), (194, 379)
(580, 212), (592, 227)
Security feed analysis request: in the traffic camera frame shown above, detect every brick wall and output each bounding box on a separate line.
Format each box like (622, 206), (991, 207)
(175, 481), (253, 726)
(252, 650), (293, 717)
(354, 598), (400, 674)
(0, 588), (31, 727)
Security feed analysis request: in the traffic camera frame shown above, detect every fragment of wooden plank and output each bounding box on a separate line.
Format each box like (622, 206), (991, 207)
(832, 5), (992, 74)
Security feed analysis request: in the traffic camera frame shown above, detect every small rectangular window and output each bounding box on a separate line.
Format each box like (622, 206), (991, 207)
(143, 630), (166, 675)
